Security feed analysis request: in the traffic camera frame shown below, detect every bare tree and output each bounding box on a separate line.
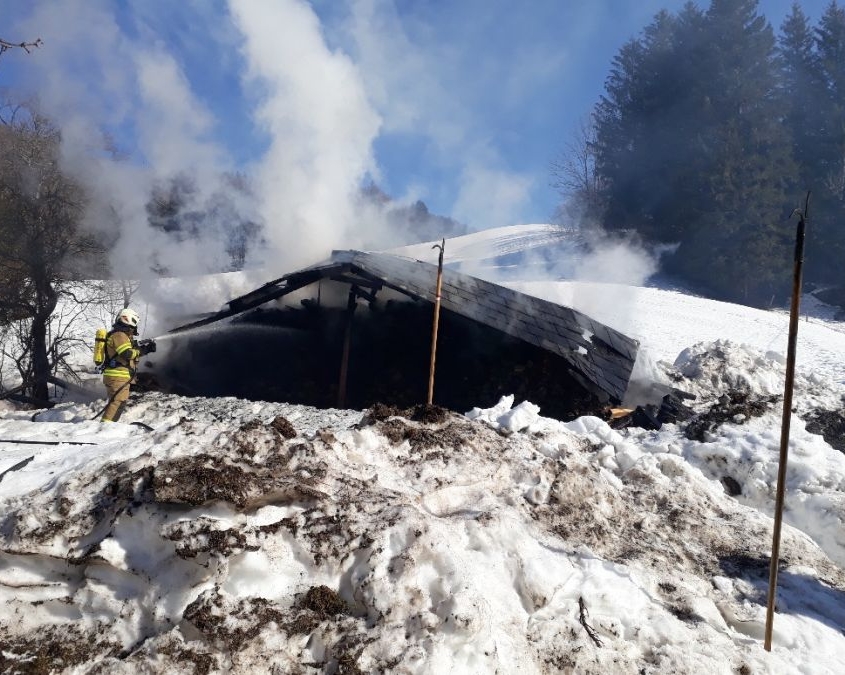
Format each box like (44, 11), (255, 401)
(0, 100), (108, 401)
(551, 116), (605, 222)
(0, 280), (129, 394)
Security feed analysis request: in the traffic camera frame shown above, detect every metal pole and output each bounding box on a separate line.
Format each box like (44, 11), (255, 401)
(337, 288), (357, 409)
(427, 239), (445, 405)
(764, 191), (809, 651)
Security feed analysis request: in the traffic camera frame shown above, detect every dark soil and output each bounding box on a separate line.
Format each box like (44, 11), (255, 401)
(360, 402), (450, 426)
(608, 393), (695, 432)
(165, 520), (258, 559)
(152, 434), (325, 509)
(238, 415), (297, 439)
(184, 592), (287, 653)
(0, 625), (121, 674)
(152, 454), (252, 507)
(360, 402), (405, 425)
(721, 476), (742, 497)
(155, 640), (217, 675)
(407, 404), (450, 424)
(300, 585), (349, 616)
(374, 417), (482, 455)
(685, 392), (779, 442)
(804, 409), (845, 452)
(270, 415), (298, 439)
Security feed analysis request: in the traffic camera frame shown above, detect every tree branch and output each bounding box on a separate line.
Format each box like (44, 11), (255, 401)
(0, 38), (43, 57)
(578, 596), (604, 648)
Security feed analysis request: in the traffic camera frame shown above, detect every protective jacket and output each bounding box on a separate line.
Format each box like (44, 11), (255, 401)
(102, 327), (140, 381)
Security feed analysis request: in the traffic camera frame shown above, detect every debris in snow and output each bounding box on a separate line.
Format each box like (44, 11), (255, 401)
(804, 409), (845, 452)
(684, 392), (780, 442)
(608, 391), (695, 432)
(578, 596), (604, 647)
(1, 337), (845, 673)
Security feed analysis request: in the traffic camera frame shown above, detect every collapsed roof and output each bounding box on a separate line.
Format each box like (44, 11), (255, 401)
(169, 250), (639, 406)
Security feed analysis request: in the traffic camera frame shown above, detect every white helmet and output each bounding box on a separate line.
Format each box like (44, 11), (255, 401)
(115, 308), (140, 329)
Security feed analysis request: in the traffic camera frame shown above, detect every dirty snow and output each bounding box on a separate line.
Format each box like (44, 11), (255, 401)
(1, 225), (845, 674)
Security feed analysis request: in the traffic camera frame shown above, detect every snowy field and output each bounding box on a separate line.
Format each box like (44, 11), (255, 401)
(1, 225), (844, 674)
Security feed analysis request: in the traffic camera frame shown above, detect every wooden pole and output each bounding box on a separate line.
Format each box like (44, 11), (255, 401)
(337, 288), (357, 409)
(764, 191), (809, 651)
(427, 239), (446, 405)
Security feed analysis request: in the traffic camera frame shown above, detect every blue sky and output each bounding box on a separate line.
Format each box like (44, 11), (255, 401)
(0, 0), (832, 237)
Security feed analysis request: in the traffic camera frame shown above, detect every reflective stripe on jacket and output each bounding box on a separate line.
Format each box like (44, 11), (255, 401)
(102, 329), (140, 380)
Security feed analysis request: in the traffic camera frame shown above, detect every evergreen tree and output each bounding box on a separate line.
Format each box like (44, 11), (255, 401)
(815, 1), (845, 197)
(690, 0), (793, 301)
(810, 1), (845, 283)
(593, 0), (795, 304)
(642, 4), (710, 244)
(777, 3), (821, 191)
(594, 37), (647, 230)
(595, 8), (708, 241)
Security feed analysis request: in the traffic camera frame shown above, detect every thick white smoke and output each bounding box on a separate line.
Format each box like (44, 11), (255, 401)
(13, 0), (239, 279)
(8, 0), (568, 326)
(333, 0), (536, 230)
(11, 0), (436, 288)
(229, 0), (385, 272)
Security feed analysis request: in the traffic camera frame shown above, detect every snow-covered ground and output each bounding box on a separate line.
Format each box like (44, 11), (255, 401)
(1, 225), (844, 674)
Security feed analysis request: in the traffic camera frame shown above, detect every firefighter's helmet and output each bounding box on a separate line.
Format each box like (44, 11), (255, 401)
(115, 308), (140, 329)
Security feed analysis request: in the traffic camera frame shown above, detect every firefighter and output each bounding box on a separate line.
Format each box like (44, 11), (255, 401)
(101, 308), (155, 422)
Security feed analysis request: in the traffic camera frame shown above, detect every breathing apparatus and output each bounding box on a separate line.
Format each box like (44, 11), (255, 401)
(92, 308), (157, 372)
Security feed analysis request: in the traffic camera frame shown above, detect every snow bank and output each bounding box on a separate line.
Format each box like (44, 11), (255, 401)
(1, 382), (844, 673)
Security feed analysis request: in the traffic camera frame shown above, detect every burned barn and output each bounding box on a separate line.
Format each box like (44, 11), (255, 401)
(152, 250), (639, 420)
